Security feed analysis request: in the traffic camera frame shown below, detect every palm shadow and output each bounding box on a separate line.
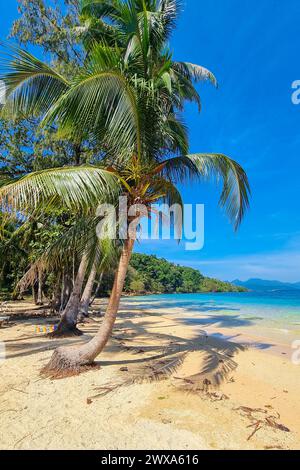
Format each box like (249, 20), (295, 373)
(89, 312), (274, 397)
(3, 305), (274, 390)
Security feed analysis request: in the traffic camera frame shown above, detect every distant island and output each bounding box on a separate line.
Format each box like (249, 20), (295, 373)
(232, 278), (300, 291)
(114, 254), (247, 295)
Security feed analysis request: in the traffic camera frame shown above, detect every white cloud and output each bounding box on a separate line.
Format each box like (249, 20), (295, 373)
(185, 250), (300, 282)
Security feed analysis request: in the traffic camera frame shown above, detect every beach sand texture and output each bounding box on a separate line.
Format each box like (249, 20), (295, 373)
(0, 299), (299, 450)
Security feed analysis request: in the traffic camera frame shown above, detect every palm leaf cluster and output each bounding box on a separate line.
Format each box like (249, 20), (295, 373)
(1, 0), (250, 232)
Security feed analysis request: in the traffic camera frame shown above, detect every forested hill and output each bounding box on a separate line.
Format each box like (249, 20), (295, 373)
(122, 254), (246, 295)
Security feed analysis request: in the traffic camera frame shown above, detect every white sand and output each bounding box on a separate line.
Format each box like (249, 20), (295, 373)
(0, 299), (299, 450)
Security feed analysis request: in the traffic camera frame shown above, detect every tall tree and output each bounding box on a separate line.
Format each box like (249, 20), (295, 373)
(0, 0), (250, 376)
(10, 0), (83, 66)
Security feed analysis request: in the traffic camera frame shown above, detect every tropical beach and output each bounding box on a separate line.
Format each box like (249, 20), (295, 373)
(1, 293), (300, 450)
(1, 0), (300, 457)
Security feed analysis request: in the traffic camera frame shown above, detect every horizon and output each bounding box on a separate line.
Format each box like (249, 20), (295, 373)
(1, 0), (300, 282)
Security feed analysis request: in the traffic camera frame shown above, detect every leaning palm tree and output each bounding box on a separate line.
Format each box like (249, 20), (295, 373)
(0, 156), (249, 377)
(0, 0), (250, 375)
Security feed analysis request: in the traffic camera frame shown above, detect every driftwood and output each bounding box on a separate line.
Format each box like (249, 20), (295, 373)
(235, 406), (290, 440)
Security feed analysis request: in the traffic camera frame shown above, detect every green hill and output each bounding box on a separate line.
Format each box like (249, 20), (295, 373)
(122, 254), (247, 295)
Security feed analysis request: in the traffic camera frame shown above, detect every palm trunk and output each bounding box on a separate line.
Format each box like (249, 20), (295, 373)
(60, 272), (72, 311)
(36, 268), (43, 305)
(32, 284), (38, 305)
(43, 239), (134, 375)
(90, 272), (103, 305)
(79, 251), (100, 319)
(51, 277), (62, 313)
(50, 253), (88, 337)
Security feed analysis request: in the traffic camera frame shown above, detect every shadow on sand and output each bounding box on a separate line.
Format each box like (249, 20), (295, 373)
(3, 302), (274, 392)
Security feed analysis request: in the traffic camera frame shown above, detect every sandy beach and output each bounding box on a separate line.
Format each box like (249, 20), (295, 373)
(0, 298), (299, 450)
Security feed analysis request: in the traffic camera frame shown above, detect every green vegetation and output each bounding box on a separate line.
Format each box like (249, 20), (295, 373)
(0, 0), (249, 374)
(123, 254), (246, 295)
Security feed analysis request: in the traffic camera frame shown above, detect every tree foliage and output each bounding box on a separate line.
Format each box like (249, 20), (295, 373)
(122, 253), (246, 294)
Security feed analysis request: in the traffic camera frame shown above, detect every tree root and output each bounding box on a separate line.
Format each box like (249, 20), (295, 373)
(46, 325), (83, 339)
(41, 347), (100, 379)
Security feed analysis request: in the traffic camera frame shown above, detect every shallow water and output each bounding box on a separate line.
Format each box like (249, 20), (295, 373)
(123, 291), (300, 345)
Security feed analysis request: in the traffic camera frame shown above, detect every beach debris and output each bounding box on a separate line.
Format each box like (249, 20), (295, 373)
(120, 367), (129, 372)
(264, 445), (284, 450)
(247, 422), (263, 441)
(86, 398), (93, 405)
(235, 406), (290, 440)
(207, 392), (229, 401)
(10, 387), (29, 395)
(13, 433), (31, 449)
(89, 383), (121, 398)
(265, 418), (290, 433)
(0, 409), (19, 415)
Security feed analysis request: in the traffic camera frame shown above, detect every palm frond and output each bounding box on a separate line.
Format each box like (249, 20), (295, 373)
(186, 154), (250, 229)
(0, 172), (14, 189)
(159, 156), (199, 182)
(172, 61), (217, 87)
(43, 46), (141, 159)
(0, 166), (120, 214)
(0, 45), (69, 117)
(81, 0), (119, 19)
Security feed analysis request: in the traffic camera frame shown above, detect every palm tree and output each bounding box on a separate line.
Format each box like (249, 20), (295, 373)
(0, 158), (249, 377)
(79, 249), (101, 319)
(0, 0), (250, 375)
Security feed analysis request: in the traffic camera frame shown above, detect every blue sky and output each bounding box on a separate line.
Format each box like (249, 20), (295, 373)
(1, 0), (300, 282)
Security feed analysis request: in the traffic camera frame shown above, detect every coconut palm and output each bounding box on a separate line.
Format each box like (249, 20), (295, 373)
(0, 153), (249, 377)
(0, 0), (250, 375)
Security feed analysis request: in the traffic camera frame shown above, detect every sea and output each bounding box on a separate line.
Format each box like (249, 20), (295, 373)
(122, 290), (300, 347)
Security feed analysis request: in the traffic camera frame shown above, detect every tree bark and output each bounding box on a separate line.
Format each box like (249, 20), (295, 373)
(50, 253), (88, 337)
(36, 268), (43, 305)
(60, 272), (72, 311)
(51, 275), (62, 313)
(43, 239), (134, 375)
(79, 251), (100, 319)
(90, 272), (103, 306)
(32, 284), (38, 305)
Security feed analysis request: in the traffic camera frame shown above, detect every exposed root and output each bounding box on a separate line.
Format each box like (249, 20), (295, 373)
(40, 347), (100, 379)
(46, 325), (83, 339)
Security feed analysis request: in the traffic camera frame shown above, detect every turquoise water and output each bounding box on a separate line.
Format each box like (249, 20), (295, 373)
(122, 291), (300, 343)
